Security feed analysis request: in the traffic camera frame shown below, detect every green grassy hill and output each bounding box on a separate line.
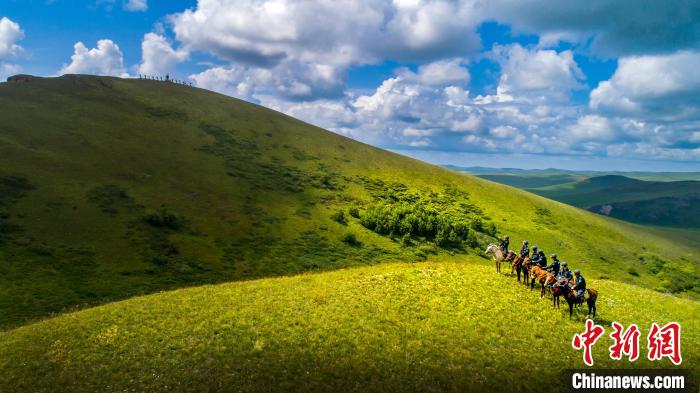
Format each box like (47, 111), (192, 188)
(0, 75), (697, 330)
(1, 260), (698, 392)
(0, 75), (698, 392)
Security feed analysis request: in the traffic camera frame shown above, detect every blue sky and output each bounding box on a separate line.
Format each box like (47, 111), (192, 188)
(2, 0), (700, 171)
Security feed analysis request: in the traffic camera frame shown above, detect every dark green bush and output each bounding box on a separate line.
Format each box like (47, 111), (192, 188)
(466, 231), (479, 248)
(330, 210), (347, 225)
(359, 201), (490, 248)
(341, 232), (360, 246)
(419, 244), (438, 255)
(143, 207), (184, 230)
(348, 206), (360, 218)
(87, 185), (133, 214)
(0, 175), (34, 206)
(470, 218), (483, 232)
(484, 221), (497, 237)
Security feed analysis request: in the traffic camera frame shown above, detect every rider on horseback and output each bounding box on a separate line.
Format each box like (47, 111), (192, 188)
(499, 235), (509, 255)
(571, 269), (586, 299)
(546, 253), (560, 276)
(519, 240), (529, 258)
(557, 261), (572, 281)
(530, 246), (540, 265)
(536, 250), (547, 268)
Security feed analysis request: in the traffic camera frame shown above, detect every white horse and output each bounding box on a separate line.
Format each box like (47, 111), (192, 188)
(485, 243), (510, 273)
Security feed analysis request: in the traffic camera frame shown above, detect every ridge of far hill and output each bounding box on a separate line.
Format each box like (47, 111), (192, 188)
(450, 166), (700, 229)
(0, 75), (697, 329)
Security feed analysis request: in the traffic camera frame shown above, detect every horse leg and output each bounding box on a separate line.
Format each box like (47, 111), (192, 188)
(569, 301), (573, 319)
(588, 300), (596, 318)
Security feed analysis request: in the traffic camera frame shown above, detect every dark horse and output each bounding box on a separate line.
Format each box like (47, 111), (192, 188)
(550, 278), (574, 309)
(520, 257), (533, 286)
(510, 254), (525, 282)
(561, 286), (598, 319)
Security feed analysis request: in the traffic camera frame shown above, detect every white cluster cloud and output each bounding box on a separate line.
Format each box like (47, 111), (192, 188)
(124, 0), (148, 12)
(0, 17), (24, 81)
(492, 44), (584, 101)
(0, 62), (21, 81)
(262, 51), (582, 155)
(171, 0), (481, 67)
(175, 0), (481, 101)
(398, 59), (471, 86)
(590, 51), (700, 121)
(0, 17), (23, 59)
(137, 33), (188, 76)
(59, 39), (128, 77)
(189, 59), (345, 101)
(567, 115), (617, 143)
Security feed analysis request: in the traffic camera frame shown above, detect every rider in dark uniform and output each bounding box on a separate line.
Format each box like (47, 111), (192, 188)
(546, 253), (561, 276)
(519, 241), (529, 258)
(537, 250), (547, 268)
(571, 270), (586, 299)
(499, 235), (510, 255)
(558, 262), (573, 281)
(530, 246), (540, 265)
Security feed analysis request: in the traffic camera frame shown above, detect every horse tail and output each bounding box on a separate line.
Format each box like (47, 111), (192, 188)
(587, 288), (598, 301)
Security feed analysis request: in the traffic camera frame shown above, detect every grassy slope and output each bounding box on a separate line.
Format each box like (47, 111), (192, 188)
(0, 75), (697, 330)
(0, 259), (697, 392)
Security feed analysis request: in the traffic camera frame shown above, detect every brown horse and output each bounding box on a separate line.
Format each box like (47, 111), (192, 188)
(520, 257), (533, 286)
(533, 268), (554, 297)
(541, 273), (557, 297)
(529, 265), (549, 295)
(562, 286), (598, 319)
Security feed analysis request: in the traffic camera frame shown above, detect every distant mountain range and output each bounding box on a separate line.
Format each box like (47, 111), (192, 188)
(447, 166), (700, 228)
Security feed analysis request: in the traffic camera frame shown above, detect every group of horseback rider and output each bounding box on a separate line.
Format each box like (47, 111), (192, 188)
(499, 235), (587, 299)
